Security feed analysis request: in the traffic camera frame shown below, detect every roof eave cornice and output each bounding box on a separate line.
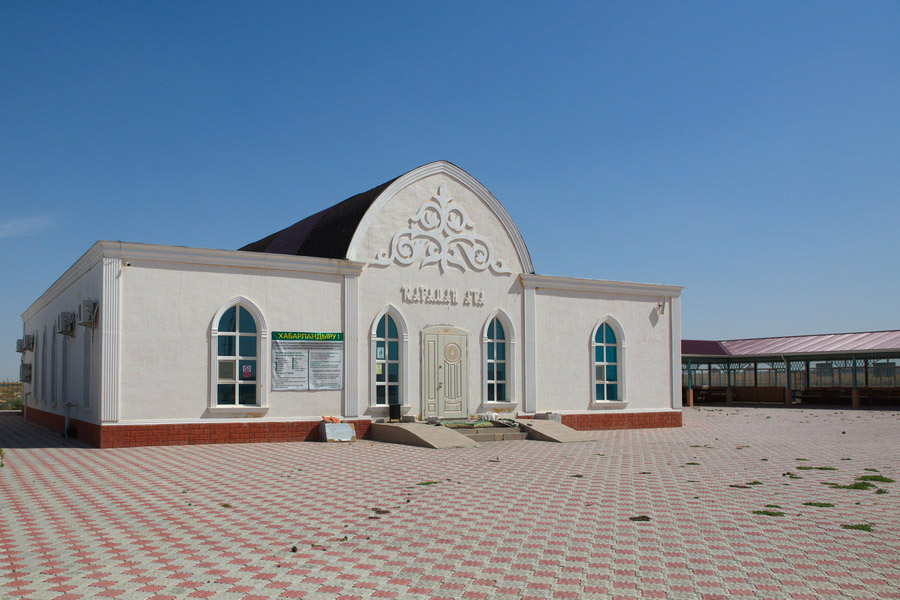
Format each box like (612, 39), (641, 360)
(521, 273), (683, 298)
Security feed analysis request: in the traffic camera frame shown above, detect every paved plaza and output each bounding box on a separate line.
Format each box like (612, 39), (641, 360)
(1, 407), (898, 600)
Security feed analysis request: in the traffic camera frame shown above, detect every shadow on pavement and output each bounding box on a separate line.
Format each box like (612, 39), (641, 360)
(0, 412), (92, 449)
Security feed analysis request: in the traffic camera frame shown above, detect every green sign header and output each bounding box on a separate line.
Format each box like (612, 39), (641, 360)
(273, 331), (343, 342)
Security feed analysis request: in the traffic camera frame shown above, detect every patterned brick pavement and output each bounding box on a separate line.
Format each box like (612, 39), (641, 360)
(1, 407), (898, 600)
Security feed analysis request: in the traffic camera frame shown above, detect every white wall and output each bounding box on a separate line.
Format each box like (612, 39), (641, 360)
(21, 248), (103, 424)
(118, 258), (345, 421)
(533, 288), (675, 412)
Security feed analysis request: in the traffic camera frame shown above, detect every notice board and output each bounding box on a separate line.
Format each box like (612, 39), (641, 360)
(271, 332), (343, 391)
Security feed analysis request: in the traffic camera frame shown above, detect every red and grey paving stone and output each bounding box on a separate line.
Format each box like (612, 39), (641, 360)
(1, 407), (898, 600)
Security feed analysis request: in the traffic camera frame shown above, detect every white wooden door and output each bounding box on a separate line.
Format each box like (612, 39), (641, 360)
(422, 327), (468, 419)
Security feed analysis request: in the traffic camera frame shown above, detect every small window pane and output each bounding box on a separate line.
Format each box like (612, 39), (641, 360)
(238, 384), (257, 405)
(376, 385), (385, 405)
(595, 326), (604, 344)
(238, 307), (257, 333)
(388, 341), (398, 360)
(217, 384), (235, 405)
(376, 340), (385, 360)
(488, 383), (495, 402)
(487, 343), (494, 360)
(488, 363), (495, 380)
(605, 325), (616, 345)
(376, 364), (385, 382)
(387, 385), (399, 405)
(376, 316), (385, 339)
(497, 383), (506, 402)
(595, 346), (603, 363)
(239, 336), (257, 358)
(387, 316), (397, 339)
(487, 320), (495, 339)
(218, 307), (236, 332)
(496, 362), (506, 382)
(218, 336), (235, 357)
(607, 384), (618, 401)
(496, 342), (505, 361)
(218, 360), (236, 380)
(495, 320), (505, 340)
(239, 360), (257, 381)
(387, 362), (398, 383)
(596, 365), (604, 381)
(606, 346), (617, 363)
(606, 365), (617, 382)
(595, 383), (604, 401)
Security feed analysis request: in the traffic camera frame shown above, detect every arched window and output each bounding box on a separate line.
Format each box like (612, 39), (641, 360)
(485, 317), (507, 402)
(593, 322), (620, 402)
(374, 313), (400, 406)
(213, 302), (262, 407)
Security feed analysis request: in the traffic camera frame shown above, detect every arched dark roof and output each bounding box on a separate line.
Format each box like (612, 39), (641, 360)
(240, 161), (534, 273)
(239, 176), (398, 259)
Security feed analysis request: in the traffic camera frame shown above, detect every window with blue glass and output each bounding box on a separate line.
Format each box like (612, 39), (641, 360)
(216, 305), (258, 406)
(485, 318), (507, 402)
(593, 323), (619, 401)
(374, 314), (400, 405)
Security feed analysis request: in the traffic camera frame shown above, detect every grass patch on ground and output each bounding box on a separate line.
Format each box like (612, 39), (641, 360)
(629, 515), (651, 522)
(841, 523), (874, 532)
(764, 504), (782, 508)
(753, 510), (785, 516)
(857, 475), (894, 483)
(863, 468), (880, 472)
(821, 481), (876, 490)
(416, 481), (440, 486)
(796, 466), (837, 471)
(803, 502), (835, 507)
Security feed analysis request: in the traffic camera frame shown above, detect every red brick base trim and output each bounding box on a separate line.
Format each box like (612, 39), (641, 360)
(24, 406), (102, 446)
(560, 411), (682, 430)
(24, 406), (372, 448)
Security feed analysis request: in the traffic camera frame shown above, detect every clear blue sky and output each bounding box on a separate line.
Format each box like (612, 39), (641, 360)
(2, 1), (898, 379)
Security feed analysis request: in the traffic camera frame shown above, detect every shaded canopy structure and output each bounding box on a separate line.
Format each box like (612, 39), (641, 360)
(682, 330), (900, 408)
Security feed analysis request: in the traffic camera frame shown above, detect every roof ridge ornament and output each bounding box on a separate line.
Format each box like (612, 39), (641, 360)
(372, 185), (512, 275)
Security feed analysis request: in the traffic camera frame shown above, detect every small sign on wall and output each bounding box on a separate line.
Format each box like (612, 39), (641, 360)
(272, 332), (343, 391)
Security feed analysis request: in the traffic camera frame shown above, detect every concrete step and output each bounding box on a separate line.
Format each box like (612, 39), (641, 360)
(464, 431), (529, 442)
(453, 426), (519, 437)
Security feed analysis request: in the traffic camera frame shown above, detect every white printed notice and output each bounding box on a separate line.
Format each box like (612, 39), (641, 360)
(271, 332), (343, 391)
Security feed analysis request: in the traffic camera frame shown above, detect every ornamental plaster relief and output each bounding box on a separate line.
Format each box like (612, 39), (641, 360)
(372, 185), (512, 275)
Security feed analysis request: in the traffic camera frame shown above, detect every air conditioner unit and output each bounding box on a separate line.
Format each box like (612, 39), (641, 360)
(16, 338), (24, 353)
(56, 312), (76, 336)
(23, 334), (34, 351)
(78, 300), (96, 327)
(20, 363), (32, 383)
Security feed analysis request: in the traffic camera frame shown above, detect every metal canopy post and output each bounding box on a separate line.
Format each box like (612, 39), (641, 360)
(784, 358), (792, 406)
(851, 355), (860, 408)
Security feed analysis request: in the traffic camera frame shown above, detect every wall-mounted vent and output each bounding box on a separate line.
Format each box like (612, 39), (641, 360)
(56, 312), (76, 337)
(20, 363), (32, 383)
(78, 300), (96, 328)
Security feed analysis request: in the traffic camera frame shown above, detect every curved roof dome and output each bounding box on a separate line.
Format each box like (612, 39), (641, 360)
(240, 161), (534, 273)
